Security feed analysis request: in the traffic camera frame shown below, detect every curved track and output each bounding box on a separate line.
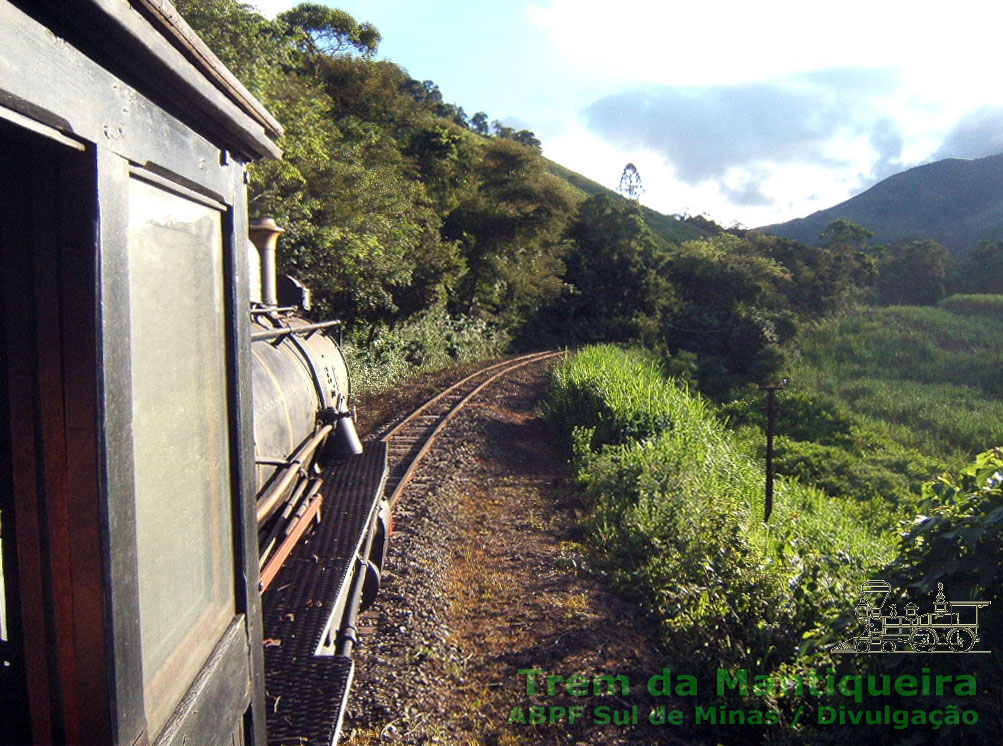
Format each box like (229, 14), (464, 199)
(379, 351), (564, 509)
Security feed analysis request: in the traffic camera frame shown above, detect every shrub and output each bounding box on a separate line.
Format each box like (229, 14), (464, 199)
(344, 308), (509, 394)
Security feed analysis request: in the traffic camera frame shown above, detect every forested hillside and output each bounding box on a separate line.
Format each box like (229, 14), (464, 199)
(179, 1), (1003, 399)
(177, 1), (707, 367)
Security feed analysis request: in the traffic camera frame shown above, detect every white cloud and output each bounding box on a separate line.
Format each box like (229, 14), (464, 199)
(247, 0), (294, 19)
(526, 0), (1003, 223)
(528, 0), (1003, 91)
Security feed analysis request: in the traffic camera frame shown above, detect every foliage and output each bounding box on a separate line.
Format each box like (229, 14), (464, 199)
(443, 138), (577, 325)
(541, 159), (710, 246)
(177, 0), (589, 368)
(819, 218), (875, 251)
(788, 306), (1003, 459)
(715, 301), (1003, 572)
(548, 347), (890, 741)
(938, 293), (1003, 319)
(527, 194), (675, 346)
(876, 239), (953, 306)
(820, 449), (1003, 745)
(659, 235), (794, 394)
(890, 447), (1003, 602)
(720, 390), (943, 523)
(954, 240), (1003, 294)
(278, 3), (381, 57)
(343, 308), (509, 395)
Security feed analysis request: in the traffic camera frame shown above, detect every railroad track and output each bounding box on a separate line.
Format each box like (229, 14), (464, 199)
(379, 350), (564, 509)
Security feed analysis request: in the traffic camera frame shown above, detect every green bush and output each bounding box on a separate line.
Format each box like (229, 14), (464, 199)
(343, 308), (509, 394)
(809, 449), (1003, 745)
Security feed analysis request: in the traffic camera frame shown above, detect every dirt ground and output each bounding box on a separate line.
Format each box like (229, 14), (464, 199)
(343, 359), (696, 746)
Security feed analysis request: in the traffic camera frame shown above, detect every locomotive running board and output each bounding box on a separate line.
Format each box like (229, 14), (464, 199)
(261, 441), (388, 745)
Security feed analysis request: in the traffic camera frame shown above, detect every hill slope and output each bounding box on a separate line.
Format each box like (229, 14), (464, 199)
(762, 153), (1003, 255)
(545, 159), (709, 247)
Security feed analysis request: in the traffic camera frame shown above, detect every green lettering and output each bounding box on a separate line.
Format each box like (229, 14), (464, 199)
(565, 674), (590, 696)
(517, 668), (543, 695)
(695, 705), (717, 724)
(716, 668), (748, 696)
(507, 707), (526, 724)
(593, 674), (629, 695)
(546, 674), (565, 695)
(955, 675), (976, 696)
(895, 675), (917, 696)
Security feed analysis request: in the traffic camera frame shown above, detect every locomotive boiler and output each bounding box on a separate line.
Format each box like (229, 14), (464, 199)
(246, 218), (363, 582)
(246, 219), (392, 742)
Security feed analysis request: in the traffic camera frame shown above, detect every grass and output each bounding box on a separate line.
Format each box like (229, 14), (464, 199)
(719, 300), (1003, 536)
(547, 346), (890, 725)
(787, 302), (1003, 462)
(938, 292), (1003, 319)
(549, 322), (1003, 743)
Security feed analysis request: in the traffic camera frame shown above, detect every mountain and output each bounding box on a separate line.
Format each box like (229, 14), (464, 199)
(762, 153), (1003, 256)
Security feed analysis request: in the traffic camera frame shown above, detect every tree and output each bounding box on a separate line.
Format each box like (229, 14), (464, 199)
(747, 233), (876, 314)
(955, 239), (1003, 294)
(470, 112), (489, 136)
(511, 129), (541, 150)
(443, 138), (576, 325)
(876, 239), (952, 306)
(661, 236), (794, 394)
(551, 193), (674, 343)
(491, 119), (514, 139)
(819, 218), (874, 252)
(278, 3), (380, 58)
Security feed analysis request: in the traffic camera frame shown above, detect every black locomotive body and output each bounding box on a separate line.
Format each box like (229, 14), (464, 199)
(0, 2), (387, 744)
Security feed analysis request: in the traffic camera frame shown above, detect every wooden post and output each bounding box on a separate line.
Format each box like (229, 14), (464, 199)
(758, 379), (787, 522)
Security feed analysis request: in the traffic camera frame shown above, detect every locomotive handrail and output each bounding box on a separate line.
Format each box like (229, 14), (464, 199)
(250, 319), (343, 342)
(255, 424), (333, 525)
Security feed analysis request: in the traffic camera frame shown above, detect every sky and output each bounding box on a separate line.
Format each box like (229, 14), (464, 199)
(250, 0), (1003, 227)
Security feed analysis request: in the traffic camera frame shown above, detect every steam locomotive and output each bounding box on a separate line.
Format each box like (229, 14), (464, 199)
(0, 3), (387, 744)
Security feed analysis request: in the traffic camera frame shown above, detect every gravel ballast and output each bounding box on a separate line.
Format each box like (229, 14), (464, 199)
(342, 359), (694, 746)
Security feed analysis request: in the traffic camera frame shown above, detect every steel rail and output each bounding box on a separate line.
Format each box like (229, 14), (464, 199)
(380, 350), (564, 509)
(379, 351), (554, 441)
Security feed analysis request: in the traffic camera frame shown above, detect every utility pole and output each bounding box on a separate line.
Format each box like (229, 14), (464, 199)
(758, 378), (787, 522)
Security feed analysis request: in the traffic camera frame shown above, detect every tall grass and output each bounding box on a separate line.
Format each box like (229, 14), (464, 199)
(548, 346), (890, 723)
(938, 292), (1003, 319)
(788, 304), (1003, 462)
